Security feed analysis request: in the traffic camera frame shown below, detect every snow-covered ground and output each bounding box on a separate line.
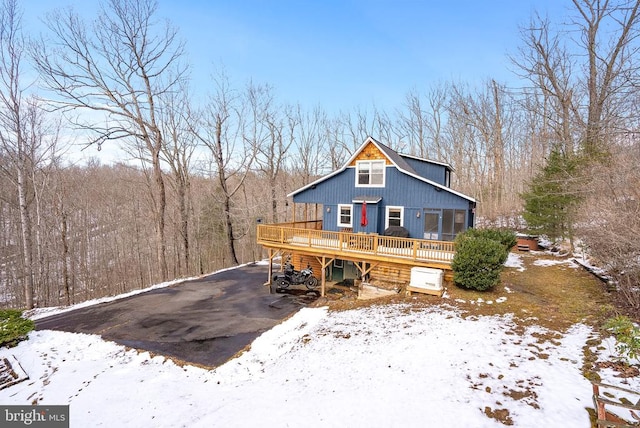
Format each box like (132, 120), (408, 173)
(0, 255), (637, 427)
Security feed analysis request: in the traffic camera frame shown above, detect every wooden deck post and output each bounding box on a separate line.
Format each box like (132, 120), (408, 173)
(265, 249), (274, 293)
(267, 249), (273, 283)
(321, 255), (326, 297)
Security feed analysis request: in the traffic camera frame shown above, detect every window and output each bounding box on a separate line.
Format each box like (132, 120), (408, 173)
(454, 210), (465, 234)
(337, 204), (353, 228)
(385, 206), (404, 228)
(356, 160), (385, 187)
(442, 209), (466, 241)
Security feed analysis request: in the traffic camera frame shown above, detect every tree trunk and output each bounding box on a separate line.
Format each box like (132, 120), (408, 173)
(17, 165), (34, 309)
(491, 80), (505, 215)
(152, 149), (168, 281)
(60, 206), (71, 306)
(178, 182), (190, 273)
(271, 176), (278, 223)
(222, 194), (239, 265)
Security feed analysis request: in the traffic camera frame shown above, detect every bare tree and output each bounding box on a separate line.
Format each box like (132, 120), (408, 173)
(513, 15), (580, 156)
(577, 140), (640, 311)
(399, 84), (454, 161)
(324, 116), (348, 170)
(0, 0), (57, 308)
(192, 73), (256, 265)
(573, 0), (640, 156)
(159, 81), (196, 276)
(247, 83), (297, 223)
(514, 1), (640, 157)
(31, 0), (186, 282)
(371, 107), (403, 150)
(293, 104), (329, 184)
(399, 89), (427, 157)
(446, 81), (512, 219)
(340, 107), (375, 155)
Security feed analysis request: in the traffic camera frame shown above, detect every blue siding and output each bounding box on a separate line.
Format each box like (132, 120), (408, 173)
(402, 157), (448, 185)
(296, 166), (472, 239)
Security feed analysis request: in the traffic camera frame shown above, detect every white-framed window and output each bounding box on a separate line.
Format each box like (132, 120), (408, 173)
(333, 259), (344, 268)
(337, 204), (353, 228)
(356, 160), (385, 187)
(385, 206), (404, 229)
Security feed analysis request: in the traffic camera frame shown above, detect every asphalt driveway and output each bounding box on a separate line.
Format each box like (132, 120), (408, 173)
(36, 263), (319, 367)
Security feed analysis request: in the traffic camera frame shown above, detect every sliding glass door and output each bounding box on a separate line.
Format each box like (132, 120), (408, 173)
(424, 209), (467, 241)
(423, 211), (439, 240)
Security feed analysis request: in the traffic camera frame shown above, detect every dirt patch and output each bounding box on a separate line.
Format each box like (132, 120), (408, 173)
(596, 361), (640, 378)
(484, 406), (514, 426)
(321, 251), (615, 333)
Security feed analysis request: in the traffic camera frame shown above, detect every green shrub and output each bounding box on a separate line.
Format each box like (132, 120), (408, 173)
(604, 315), (640, 363)
(452, 234), (507, 291)
(0, 309), (35, 348)
(462, 228), (516, 261)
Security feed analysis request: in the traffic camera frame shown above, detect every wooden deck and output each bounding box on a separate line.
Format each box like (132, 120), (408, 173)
(257, 223), (455, 270)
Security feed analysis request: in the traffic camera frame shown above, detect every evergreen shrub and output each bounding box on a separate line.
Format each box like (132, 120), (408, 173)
(452, 230), (509, 291)
(459, 228), (516, 262)
(0, 309), (35, 348)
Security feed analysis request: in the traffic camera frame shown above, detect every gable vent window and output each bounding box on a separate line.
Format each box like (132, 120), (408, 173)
(356, 160), (385, 187)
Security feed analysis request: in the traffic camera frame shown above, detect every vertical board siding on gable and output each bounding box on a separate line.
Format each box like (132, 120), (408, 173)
(402, 157), (448, 185)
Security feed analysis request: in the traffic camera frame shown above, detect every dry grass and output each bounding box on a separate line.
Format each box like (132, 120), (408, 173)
(446, 251), (615, 331)
(322, 250), (616, 333)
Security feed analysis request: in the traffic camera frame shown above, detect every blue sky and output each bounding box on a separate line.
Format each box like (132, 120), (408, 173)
(25, 0), (570, 114)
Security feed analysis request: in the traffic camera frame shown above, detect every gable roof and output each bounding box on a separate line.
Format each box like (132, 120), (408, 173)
(288, 136), (476, 203)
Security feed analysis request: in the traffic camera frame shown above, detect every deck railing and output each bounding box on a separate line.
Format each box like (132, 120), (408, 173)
(257, 223), (455, 265)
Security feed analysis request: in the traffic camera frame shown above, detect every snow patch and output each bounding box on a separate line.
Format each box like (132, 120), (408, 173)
(505, 253), (525, 271)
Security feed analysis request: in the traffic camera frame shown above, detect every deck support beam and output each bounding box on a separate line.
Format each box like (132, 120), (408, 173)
(355, 260), (377, 281)
(265, 249), (277, 293)
(321, 256), (326, 297)
(315, 255), (335, 297)
(267, 249), (273, 285)
(265, 249), (287, 293)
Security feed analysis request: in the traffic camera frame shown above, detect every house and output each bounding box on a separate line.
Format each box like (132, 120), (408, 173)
(257, 136), (477, 297)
